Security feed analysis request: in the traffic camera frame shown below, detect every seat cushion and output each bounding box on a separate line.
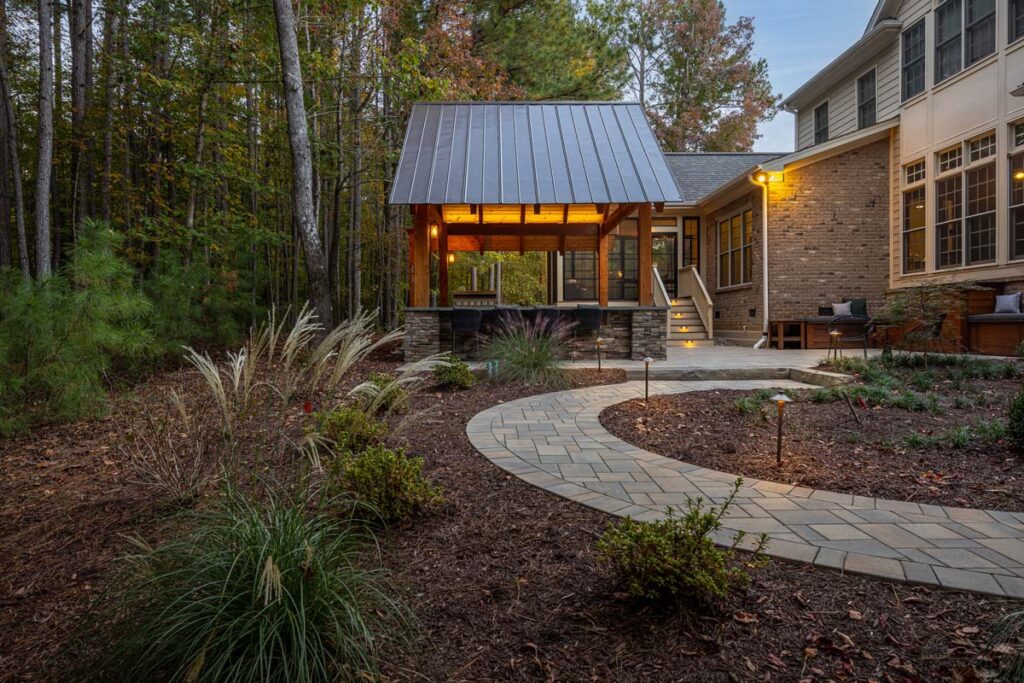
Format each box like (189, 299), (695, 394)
(968, 313), (1024, 322)
(994, 292), (1022, 314)
(832, 302), (852, 316)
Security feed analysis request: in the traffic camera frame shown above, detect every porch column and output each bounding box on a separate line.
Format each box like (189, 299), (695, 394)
(411, 205), (430, 307)
(598, 230), (610, 306)
(638, 202), (652, 306)
(438, 221), (449, 306)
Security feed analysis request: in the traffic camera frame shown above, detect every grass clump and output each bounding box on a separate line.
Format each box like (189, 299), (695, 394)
(316, 406), (386, 454)
(365, 372), (409, 414)
(904, 420), (1008, 450)
(327, 445), (442, 523)
(597, 479), (767, 607)
(733, 389), (775, 416)
(101, 489), (405, 682)
(1010, 388), (1024, 453)
(432, 353), (476, 389)
(485, 314), (569, 387)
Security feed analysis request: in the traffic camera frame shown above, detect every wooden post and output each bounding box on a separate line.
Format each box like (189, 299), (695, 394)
(411, 205), (430, 307)
(638, 203), (652, 306)
(438, 221), (449, 306)
(598, 229), (609, 306)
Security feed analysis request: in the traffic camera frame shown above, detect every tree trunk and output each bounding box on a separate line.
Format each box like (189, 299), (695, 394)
(272, 0), (333, 327)
(70, 0), (90, 232)
(184, 89), (208, 262)
(100, 0), (115, 223)
(52, 0), (63, 266)
(35, 0), (54, 277)
(348, 38), (362, 317)
(0, 0), (29, 279)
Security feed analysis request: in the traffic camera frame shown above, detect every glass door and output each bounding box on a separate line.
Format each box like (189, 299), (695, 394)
(652, 234), (677, 297)
(608, 236), (638, 300)
(682, 217), (700, 271)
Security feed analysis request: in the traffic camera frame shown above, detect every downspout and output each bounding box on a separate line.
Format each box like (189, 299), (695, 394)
(749, 171), (770, 349)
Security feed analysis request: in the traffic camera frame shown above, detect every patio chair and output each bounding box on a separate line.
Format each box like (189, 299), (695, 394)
(449, 308), (484, 356)
(826, 315), (874, 360)
(902, 313), (957, 356)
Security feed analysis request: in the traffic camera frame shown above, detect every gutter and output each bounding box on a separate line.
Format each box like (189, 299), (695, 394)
(748, 171), (771, 349)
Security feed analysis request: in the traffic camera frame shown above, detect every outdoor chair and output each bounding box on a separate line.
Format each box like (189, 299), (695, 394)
(902, 312), (957, 356)
(826, 314), (874, 360)
(449, 308), (484, 356)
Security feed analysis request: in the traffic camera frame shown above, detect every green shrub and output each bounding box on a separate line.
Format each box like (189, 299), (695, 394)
(946, 425), (972, 449)
(1016, 341), (1024, 359)
(904, 432), (932, 449)
(1010, 388), (1024, 452)
(596, 479), (767, 606)
(101, 489), (405, 682)
(433, 353), (476, 389)
(485, 314), (569, 386)
(316, 406), (386, 454)
(733, 389), (774, 416)
(327, 445), (442, 523)
(0, 222), (153, 434)
(365, 372), (409, 414)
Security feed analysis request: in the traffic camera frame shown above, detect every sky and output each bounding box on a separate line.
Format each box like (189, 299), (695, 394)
(723, 1), (879, 152)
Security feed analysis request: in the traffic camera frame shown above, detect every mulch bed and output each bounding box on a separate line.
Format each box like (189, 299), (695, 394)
(2, 362), (1022, 681)
(599, 377), (1024, 511)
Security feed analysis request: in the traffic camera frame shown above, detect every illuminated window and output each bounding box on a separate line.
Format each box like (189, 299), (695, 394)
(936, 175), (963, 268)
(1011, 153), (1024, 260)
(717, 209), (753, 288)
(903, 187), (926, 273)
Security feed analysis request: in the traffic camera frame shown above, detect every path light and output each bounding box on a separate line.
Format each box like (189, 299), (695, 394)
(594, 337), (605, 372)
(769, 392), (793, 467)
(828, 328), (843, 361)
(643, 356), (654, 401)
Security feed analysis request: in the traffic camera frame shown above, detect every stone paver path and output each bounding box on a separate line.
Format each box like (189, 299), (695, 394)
(467, 380), (1024, 597)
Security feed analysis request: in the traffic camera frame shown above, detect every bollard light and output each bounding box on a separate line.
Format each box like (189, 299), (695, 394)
(769, 392), (793, 466)
(643, 356), (654, 401)
(594, 337), (605, 372)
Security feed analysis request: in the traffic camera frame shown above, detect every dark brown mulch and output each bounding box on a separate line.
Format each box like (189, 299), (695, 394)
(381, 371), (1019, 682)
(599, 379), (1024, 511)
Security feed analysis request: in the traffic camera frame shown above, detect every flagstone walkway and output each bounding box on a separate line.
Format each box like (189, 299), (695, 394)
(466, 380), (1024, 597)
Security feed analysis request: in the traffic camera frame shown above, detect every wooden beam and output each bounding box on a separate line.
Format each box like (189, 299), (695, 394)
(445, 224), (600, 237)
(519, 235), (525, 256)
(654, 202), (665, 213)
(637, 203), (652, 306)
(411, 205), (431, 307)
(438, 221), (449, 306)
(598, 230), (609, 307)
(559, 234), (566, 255)
(600, 202), (638, 236)
(562, 204), (569, 224)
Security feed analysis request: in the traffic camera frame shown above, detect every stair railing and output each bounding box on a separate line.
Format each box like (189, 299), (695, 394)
(652, 264), (672, 308)
(678, 265), (713, 339)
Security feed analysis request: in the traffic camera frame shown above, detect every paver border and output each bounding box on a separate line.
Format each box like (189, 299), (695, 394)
(466, 380), (1024, 598)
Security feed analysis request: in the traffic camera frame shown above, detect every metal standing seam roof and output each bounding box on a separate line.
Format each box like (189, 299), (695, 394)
(388, 102), (683, 206)
(663, 152), (786, 204)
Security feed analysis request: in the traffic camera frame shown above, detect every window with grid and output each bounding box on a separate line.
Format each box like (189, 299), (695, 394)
(966, 0), (995, 66)
(902, 19), (926, 101)
(1012, 153), (1024, 260)
(966, 163), (996, 264)
(936, 175), (963, 268)
(1016, 122), (1024, 148)
(969, 133), (995, 161)
(938, 146), (963, 173)
(936, 0), (963, 83)
(903, 188), (926, 273)
(608, 236), (638, 300)
(905, 160), (926, 184)
(814, 102), (829, 144)
(1013, 0), (1024, 42)
(563, 251), (596, 301)
(857, 69), (877, 129)
(717, 210), (753, 288)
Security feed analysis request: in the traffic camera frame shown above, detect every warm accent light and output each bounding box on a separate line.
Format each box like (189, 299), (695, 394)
(679, 326), (688, 332)
(769, 393), (793, 466)
(447, 253), (456, 264)
(684, 340), (695, 347)
(1015, 170), (1024, 181)
(430, 224), (439, 238)
(673, 313), (683, 319)
(754, 171), (783, 183)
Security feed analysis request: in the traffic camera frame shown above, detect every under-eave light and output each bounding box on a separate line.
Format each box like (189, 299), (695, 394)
(430, 224), (439, 238)
(447, 253), (455, 264)
(1014, 170), (1024, 181)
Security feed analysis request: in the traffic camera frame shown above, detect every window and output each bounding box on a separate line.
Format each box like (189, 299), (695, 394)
(608, 236), (638, 300)
(938, 146), (963, 173)
(936, 175), (963, 268)
(1015, 122), (1024, 148)
(966, 0), (996, 66)
(681, 217), (700, 271)
(717, 210), (753, 288)
(903, 188), (927, 273)
(902, 19), (926, 100)
(905, 160), (926, 184)
(969, 133), (996, 161)
(936, 0), (963, 83)
(814, 102), (829, 144)
(1011, 153), (1024, 259)
(1013, 0), (1024, 42)
(652, 234), (678, 297)
(563, 251), (596, 300)
(857, 69), (877, 129)
(966, 163), (996, 264)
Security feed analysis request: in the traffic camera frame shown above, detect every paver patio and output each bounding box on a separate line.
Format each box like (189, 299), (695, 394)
(466, 379), (1024, 597)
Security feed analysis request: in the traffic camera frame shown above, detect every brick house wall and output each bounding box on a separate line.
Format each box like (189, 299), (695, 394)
(703, 138), (891, 336)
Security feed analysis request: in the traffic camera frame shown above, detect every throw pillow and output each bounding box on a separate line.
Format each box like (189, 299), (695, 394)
(847, 298), (868, 316)
(832, 302), (852, 316)
(995, 292), (1022, 315)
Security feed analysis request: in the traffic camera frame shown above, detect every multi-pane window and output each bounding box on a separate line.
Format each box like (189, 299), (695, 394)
(681, 217), (699, 269)
(905, 160), (926, 184)
(966, 163), (996, 264)
(1011, 153), (1024, 260)
(1012, 0), (1024, 42)
(857, 69), (877, 129)
(652, 234), (678, 297)
(966, 0), (996, 66)
(936, 0), (963, 83)
(903, 188), (926, 273)
(717, 210), (753, 288)
(936, 175), (964, 268)
(563, 251), (596, 301)
(814, 102), (829, 144)
(902, 19), (926, 101)
(608, 236), (638, 300)
(1016, 123), (1024, 148)
(938, 146), (963, 173)
(969, 133), (996, 161)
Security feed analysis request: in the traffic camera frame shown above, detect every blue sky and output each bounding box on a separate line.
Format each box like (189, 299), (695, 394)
(723, 1), (878, 152)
